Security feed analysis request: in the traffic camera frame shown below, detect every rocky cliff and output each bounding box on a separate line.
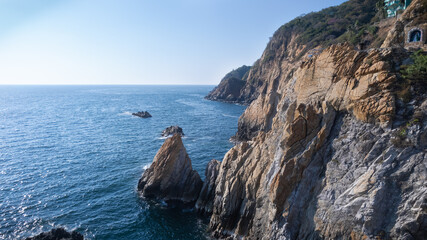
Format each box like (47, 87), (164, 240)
(207, 0), (392, 106)
(205, 0), (427, 239)
(138, 0), (426, 238)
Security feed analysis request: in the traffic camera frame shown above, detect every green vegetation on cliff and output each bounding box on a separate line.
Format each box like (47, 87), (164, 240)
(401, 50), (427, 84)
(221, 65), (251, 82)
(398, 50), (427, 101)
(263, 0), (386, 62)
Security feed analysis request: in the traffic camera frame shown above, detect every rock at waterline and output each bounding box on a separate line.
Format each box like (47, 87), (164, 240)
(195, 159), (220, 215)
(161, 126), (184, 137)
(25, 228), (84, 240)
(132, 111), (152, 118)
(138, 134), (202, 206)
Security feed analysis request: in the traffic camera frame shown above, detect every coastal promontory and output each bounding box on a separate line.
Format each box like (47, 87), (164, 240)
(205, 65), (251, 103)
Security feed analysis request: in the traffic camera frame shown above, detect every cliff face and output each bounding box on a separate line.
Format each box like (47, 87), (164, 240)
(208, 1), (427, 239)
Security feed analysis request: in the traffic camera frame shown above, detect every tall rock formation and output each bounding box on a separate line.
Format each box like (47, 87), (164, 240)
(207, 0), (427, 239)
(138, 134), (202, 205)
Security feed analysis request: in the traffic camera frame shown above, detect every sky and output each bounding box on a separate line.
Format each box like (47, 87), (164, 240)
(0, 0), (346, 85)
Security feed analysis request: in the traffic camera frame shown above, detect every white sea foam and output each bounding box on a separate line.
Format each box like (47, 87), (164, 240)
(143, 164), (151, 170)
(156, 135), (187, 140)
(118, 111), (132, 116)
(222, 114), (239, 119)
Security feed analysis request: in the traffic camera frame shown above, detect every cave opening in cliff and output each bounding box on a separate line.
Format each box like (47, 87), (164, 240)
(409, 29), (422, 42)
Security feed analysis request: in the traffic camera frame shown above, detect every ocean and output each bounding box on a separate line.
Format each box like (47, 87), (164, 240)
(0, 85), (245, 240)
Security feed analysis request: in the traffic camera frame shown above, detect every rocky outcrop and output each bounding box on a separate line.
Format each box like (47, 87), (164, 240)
(235, 43), (408, 141)
(205, 65), (250, 103)
(138, 134), (202, 206)
(25, 228), (84, 240)
(195, 159), (220, 215)
(207, 1), (427, 239)
(161, 126), (184, 137)
(132, 111), (152, 118)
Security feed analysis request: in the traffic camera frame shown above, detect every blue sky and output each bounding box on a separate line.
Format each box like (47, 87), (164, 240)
(0, 0), (346, 85)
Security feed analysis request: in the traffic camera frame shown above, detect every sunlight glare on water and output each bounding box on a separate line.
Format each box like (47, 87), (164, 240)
(0, 85), (245, 240)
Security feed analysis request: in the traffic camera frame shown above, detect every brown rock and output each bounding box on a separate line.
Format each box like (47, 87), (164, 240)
(138, 134), (202, 206)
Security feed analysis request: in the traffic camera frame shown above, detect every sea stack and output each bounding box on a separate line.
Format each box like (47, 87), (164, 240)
(138, 134), (202, 206)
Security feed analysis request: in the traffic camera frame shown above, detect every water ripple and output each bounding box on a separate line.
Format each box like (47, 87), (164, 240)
(0, 85), (244, 240)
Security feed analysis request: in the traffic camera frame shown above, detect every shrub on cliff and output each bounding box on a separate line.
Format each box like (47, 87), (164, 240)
(222, 65), (251, 81)
(398, 50), (427, 100)
(401, 50), (427, 84)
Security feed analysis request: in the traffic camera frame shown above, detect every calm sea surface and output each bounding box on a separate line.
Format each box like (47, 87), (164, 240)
(0, 85), (245, 240)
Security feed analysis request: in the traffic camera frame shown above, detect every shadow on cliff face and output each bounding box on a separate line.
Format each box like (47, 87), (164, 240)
(272, 112), (405, 239)
(278, 110), (426, 240)
(276, 112), (345, 240)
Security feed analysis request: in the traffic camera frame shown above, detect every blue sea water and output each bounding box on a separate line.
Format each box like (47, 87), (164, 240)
(0, 85), (245, 240)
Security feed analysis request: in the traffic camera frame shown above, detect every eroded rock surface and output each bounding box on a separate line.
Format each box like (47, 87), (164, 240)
(195, 159), (221, 215)
(138, 134), (202, 205)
